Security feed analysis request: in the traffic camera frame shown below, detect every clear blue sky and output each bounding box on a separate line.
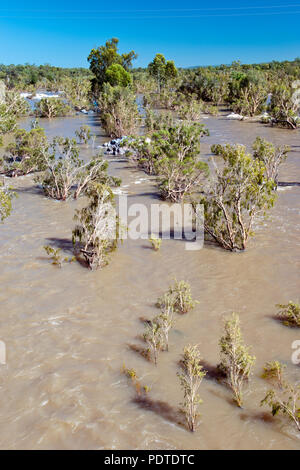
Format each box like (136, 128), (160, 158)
(0, 0), (299, 68)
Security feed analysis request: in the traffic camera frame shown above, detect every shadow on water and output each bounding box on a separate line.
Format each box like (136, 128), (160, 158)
(132, 395), (186, 429)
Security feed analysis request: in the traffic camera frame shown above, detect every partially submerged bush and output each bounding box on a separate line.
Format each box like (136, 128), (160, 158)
(35, 97), (72, 118)
(148, 234), (162, 251)
(0, 89), (30, 135)
(178, 345), (206, 432)
(36, 137), (119, 200)
(97, 83), (141, 138)
(177, 99), (203, 121)
(43, 245), (75, 268)
(157, 279), (196, 315)
(261, 364), (300, 432)
(198, 143), (276, 251)
(144, 108), (174, 133)
(276, 301), (300, 327)
(75, 125), (92, 144)
(218, 313), (255, 407)
(252, 137), (289, 187)
(72, 183), (120, 270)
(3, 127), (48, 177)
(262, 361), (286, 388)
(268, 84), (300, 129)
(0, 181), (15, 221)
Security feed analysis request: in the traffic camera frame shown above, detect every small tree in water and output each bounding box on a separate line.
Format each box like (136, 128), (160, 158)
(72, 183), (119, 270)
(218, 313), (256, 407)
(276, 301), (300, 328)
(143, 320), (163, 365)
(157, 280), (196, 315)
(198, 143), (276, 251)
(252, 137), (289, 188)
(0, 181), (15, 221)
(261, 363), (300, 432)
(75, 125), (92, 144)
(178, 345), (206, 432)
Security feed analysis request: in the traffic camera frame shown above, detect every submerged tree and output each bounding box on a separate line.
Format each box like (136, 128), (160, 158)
(35, 98), (72, 118)
(97, 83), (141, 138)
(0, 181), (15, 221)
(198, 143), (276, 251)
(72, 183), (119, 270)
(157, 279), (196, 315)
(143, 320), (163, 365)
(36, 137), (119, 200)
(276, 301), (300, 327)
(261, 363), (300, 432)
(268, 84), (300, 129)
(3, 127), (48, 177)
(178, 345), (206, 432)
(252, 137), (289, 187)
(75, 125), (92, 144)
(218, 313), (255, 408)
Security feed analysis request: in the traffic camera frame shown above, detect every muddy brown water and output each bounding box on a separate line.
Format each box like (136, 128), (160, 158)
(0, 114), (299, 449)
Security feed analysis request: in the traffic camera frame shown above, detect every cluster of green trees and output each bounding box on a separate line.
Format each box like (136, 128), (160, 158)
(125, 298), (300, 433)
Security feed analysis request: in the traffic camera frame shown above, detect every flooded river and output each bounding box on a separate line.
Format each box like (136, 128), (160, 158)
(0, 114), (299, 449)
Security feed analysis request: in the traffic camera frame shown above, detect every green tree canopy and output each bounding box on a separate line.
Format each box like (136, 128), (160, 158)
(148, 53), (178, 91)
(87, 38), (137, 90)
(105, 64), (132, 87)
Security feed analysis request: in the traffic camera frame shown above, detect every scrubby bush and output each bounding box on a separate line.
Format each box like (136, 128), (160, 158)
(218, 313), (255, 407)
(178, 345), (206, 432)
(3, 127), (48, 177)
(35, 97), (72, 118)
(276, 301), (300, 327)
(72, 183), (120, 270)
(75, 125), (92, 144)
(252, 136), (289, 187)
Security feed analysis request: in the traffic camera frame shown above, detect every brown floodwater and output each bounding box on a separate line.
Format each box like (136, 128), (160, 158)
(0, 113), (299, 449)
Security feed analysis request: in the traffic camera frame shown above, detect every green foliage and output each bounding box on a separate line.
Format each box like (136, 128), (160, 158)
(200, 143), (276, 251)
(105, 64), (132, 87)
(75, 125), (92, 144)
(148, 234), (162, 251)
(144, 108), (174, 133)
(143, 319), (163, 365)
(177, 99), (203, 121)
(276, 301), (300, 327)
(0, 181), (15, 221)
(262, 361), (286, 388)
(72, 183), (120, 270)
(0, 88), (29, 135)
(261, 367), (300, 432)
(97, 83), (141, 138)
(268, 83), (300, 129)
(3, 127), (48, 177)
(154, 122), (209, 202)
(60, 77), (91, 110)
(177, 345), (206, 432)
(148, 54), (178, 92)
(43, 245), (75, 268)
(252, 137), (289, 186)
(36, 136), (118, 200)
(35, 98), (72, 118)
(88, 38), (137, 90)
(157, 279), (196, 315)
(218, 313), (255, 407)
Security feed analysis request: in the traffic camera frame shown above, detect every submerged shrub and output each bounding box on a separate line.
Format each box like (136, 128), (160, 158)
(97, 83), (141, 138)
(75, 125), (92, 144)
(148, 234), (162, 251)
(35, 97), (72, 118)
(157, 279), (196, 315)
(3, 127), (48, 177)
(36, 136), (119, 200)
(72, 183), (120, 270)
(262, 361), (286, 388)
(261, 365), (300, 432)
(43, 245), (75, 268)
(178, 345), (206, 432)
(218, 313), (256, 407)
(198, 143), (276, 251)
(276, 301), (300, 327)
(143, 320), (163, 365)
(252, 137), (289, 187)
(0, 181), (15, 221)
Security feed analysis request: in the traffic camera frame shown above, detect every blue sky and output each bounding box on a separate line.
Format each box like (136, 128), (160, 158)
(0, 0), (299, 68)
